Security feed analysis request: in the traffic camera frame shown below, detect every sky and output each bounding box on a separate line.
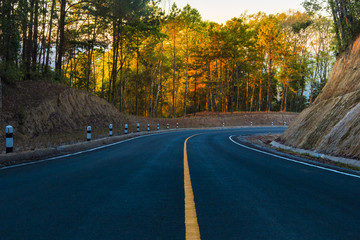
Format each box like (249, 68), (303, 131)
(163, 0), (305, 24)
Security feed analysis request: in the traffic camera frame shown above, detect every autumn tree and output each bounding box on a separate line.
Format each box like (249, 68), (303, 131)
(0, 0), (336, 118)
(165, 3), (181, 118)
(257, 15), (285, 111)
(178, 5), (202, 116)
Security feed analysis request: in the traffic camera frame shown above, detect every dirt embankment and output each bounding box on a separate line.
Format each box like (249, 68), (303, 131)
(1, 81), (131, 152)
(0, 81), (297, 153)
(279, 36), (360, 159)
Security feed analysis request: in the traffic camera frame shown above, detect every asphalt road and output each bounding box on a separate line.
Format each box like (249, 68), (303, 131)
(0, 127), (359, 240)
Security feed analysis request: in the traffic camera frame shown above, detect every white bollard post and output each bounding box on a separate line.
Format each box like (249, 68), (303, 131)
(222, 122), (225, 128)
(176, 122), (179, 129)
(5, 125), (13, 153)
(167, 124), (169, 129)
(272, 122), (274, 126)
(284, 122), (287, 126)
(87, 126), (92, 141)
(137, 123), (140, 132)
(251, 122), (253, 127)
(157, 123), (160, 130)
(125, 124), (128, 134)
(147, 124), (150, 131)
(109, 124), (113, 137)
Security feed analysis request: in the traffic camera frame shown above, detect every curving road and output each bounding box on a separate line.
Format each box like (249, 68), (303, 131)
(0, 127), (359, 239)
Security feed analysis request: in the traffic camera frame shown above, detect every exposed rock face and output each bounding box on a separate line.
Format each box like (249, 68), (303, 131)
(280, 36), (360, 159)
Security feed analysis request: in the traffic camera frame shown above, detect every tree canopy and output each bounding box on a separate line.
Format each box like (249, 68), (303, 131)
(0, 0), (338, 118)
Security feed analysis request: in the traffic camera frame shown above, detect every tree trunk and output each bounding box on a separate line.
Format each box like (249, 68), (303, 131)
(250, 83), (255, 111)
(56, 0), (66, 78)
(135, 35), (140, 115)
(44, 0), (55, 74)
(26, 0), (35, 78)
(206, 60), (211, 112)
(32, 0), (39, 71)
(246, 73), (249, 111)
(281, 82), (285, 111)
(20, 0), (28, 68)
(284, 85), (288, 112)
(194, 75), (197, 115)
(0, 78), (2, 123)
(149, 66), (155, 117)
(111, 19), (119, 104)
(119, 26), (124, 110)
(183, 54), (189, 117)
(101, 51), (105, 98)
(39, 1), (48, 70)
(172, 30), (176, 118)
(258, 76), (262, 111)
(154, 57), (162, 117)
(266, 55), (272, 112)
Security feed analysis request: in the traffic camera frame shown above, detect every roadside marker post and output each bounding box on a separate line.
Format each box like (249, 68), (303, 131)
(125, 124), (128, 134)
(137, 123), (140, 132)
(222, 122), (225, 127)
(167, 124), (169, 129)
(147, 124), (150, 131)
(284, 122), (287, 126)
(109, 124), (113, 137)
(87, 126), (92, 141)
(176, 122), (179, 129)
(5, 125), (13, 153)
(272, 122), (274, 126)
(157, 124), (160, 130)
(251, 122), (253, 127)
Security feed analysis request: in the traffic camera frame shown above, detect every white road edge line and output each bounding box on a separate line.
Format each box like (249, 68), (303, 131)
(0, 131), (182, 171)
(229, 135), (360, 179)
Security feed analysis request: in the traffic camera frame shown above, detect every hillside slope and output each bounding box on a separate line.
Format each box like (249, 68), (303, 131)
(279, 36), (360, 159)
(1, 81), (132, 150)
(1, 81), (297, 153)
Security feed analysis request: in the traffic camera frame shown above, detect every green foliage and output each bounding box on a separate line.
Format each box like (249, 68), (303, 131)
(291, 20), (313, 33)
(17, 106), (26, 125)
(303, 0), (360, 52)
(0, 0), (335, 117)
(0, 63), (23, 84)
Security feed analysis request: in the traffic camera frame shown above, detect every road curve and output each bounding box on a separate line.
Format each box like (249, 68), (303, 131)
(0, 127), (359, 240)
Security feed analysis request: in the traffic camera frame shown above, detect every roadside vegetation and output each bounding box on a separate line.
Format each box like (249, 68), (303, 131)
(0, 0), (341, 120)
(0, 80), (297, 153)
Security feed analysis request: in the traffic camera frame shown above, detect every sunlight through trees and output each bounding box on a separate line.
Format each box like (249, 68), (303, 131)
(1, 0), (355, 117)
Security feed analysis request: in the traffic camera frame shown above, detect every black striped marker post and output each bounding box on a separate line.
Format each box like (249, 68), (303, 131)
(157, 124), (159, 130)
(137, 123), (140, 132)
(109, 124), (113, 137)
(147, 124), (150, 131)
(87, 126), (91, 141)
(125, 124), (128, 134)
(176, 122), (179, 129)
(6, 125), (13, 153)
(167, 124), (169, 129)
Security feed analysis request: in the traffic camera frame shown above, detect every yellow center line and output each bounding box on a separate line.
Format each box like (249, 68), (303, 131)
(184, 134), (201, 240)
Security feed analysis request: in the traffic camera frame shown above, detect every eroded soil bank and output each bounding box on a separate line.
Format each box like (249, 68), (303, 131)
(279, 36), (360, 159)
(1, 81), (298, 153)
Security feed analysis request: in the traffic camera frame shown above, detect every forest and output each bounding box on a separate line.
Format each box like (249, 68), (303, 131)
(0, 0), (359, 118)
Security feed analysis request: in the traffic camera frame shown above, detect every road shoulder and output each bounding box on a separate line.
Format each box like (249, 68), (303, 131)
(232, 134), (360, 176)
